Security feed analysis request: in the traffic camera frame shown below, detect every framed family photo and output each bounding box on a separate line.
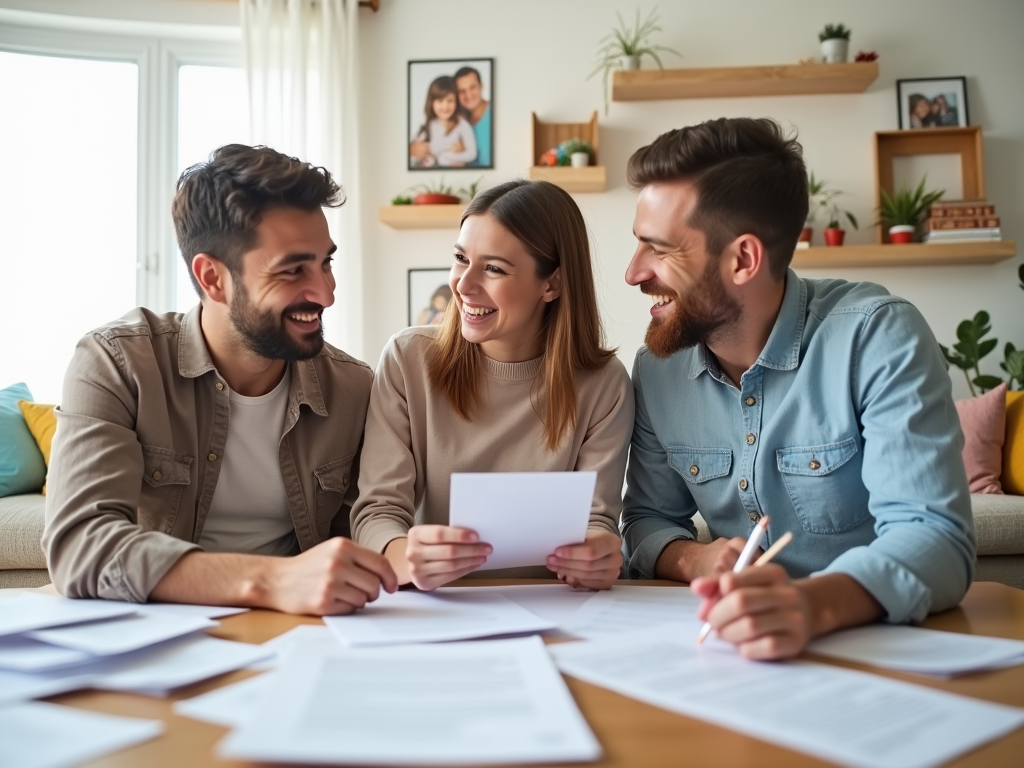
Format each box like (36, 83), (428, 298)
(897, 77), (969, 129)
(408, 58), (494, 171)
(408, 268), (453, 327)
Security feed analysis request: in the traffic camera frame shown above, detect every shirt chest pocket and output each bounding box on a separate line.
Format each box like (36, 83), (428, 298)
(140, 445), (192, 533)
(314, 454), (355, 539)
(667, 447), (733, 485)
(776, 436), (869, 534)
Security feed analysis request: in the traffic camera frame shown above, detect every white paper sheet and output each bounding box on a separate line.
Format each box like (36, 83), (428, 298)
(174, 672), (275, 728)
(449, 471), (595, 570)
(0, 593), (137, 637)
(550, 625), (1024, 768)
(0, 666), (97, 705)
(92, 635), (271, 695)
(561, 585), (705, 639)
(248, 624), (333, 670)
(0, 701), (162, 768)
(136, 603), (249, 619)
(472, 584), (600, 624)
(808, 624), (1024, 676)
(28, 613), (217, 656)
(0, 635), (95, 672)
(220, 635), (601, 766)
(324, 587), (555, 647)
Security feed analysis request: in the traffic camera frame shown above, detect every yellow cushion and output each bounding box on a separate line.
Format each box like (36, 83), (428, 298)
(1004, 390), (1024, 496)
(17, 401), (56, 495)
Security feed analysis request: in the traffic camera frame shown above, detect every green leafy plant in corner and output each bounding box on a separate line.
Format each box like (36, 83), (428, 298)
(941, 264), (1024, 395)
(390, 195), (412, 205)
(876, 176), (945, 228)
(587, 7), (681, 113)
(826, 202), (858, 231)
(806, 171), (857, 229)
(819, 23), (851, 42)
(411, 176), (456, 197)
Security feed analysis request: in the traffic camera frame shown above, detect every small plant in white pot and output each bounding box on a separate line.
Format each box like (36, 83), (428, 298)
(588, 7), (681, 113)
(876, 176), (945, 244)
(819, 23), (851, 63)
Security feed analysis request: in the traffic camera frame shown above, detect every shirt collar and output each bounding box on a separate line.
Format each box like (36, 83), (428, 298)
(755, 269), (806, 371)
(685, 268), (806, 380)
(178, 304), (328, 418)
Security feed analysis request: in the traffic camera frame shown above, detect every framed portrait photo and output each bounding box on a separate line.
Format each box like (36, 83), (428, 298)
(408, 58), (494, 171)
(408, 268), (453, 327)
(897, 77), (969, 129)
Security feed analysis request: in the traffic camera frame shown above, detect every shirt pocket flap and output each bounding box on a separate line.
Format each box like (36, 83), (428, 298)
(314, 455), (355, 493)
(668, 447), (732, 483)
(776, 437), (858, 477)
(141, 445), (192, 487)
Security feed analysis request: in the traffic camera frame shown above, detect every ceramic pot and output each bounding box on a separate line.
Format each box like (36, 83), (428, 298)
(413, 193), (461, 205)
(888, 224), (915, 244)
(820, 38), (849, 63)
(620, 55), (640, 71)
(824, 228), (846, 247)
(570, 152), (590, 168)
(799, 226), (813, 243)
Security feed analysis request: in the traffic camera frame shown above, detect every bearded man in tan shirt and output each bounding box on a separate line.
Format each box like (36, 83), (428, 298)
(43, 145), (396, 614)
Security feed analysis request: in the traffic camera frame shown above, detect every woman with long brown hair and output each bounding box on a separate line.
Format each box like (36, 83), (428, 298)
(350, 180), (633, 590)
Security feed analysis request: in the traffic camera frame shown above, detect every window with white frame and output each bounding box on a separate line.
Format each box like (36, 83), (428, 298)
(0, 18), (243, 402)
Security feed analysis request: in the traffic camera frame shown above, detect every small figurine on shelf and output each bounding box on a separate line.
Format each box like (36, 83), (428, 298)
(539, 138), (594, 168)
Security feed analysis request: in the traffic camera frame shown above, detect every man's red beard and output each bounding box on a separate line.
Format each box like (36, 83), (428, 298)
(643, 259), (742, 359)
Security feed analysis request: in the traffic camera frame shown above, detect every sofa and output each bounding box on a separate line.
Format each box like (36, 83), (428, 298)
(3, 492), (1022, 590)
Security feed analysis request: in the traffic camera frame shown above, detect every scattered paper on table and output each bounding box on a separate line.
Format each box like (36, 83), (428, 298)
(136, 603), (249, 619)
(561, 585), (704, 639)
(174, 672), (274, 728)
(249, 624), (333, 670)
(0, 593), (136, 638)
(324, 587), (554, 647)
(549, 625), (1024, 768)
(220, 635), (601, 766)
(0, 635), (95, 673)
(807, 624), (1024, 676)
(471, 584), (599, 625)
(449, 471), (595, 570)
(0, 666), (97, 706)
(29, 613), (216, 656)
(0, 700), (162, 768)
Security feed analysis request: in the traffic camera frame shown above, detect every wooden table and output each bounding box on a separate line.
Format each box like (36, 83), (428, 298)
(44, 580), (1024, 768)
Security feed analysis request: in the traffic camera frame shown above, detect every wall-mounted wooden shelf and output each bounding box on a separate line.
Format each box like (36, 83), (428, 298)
(792, 240), (1016, 269)
(612, 61), (879, 101)
(378, 204), (463, 230)
(528, 111), (606, 192)
(527, 165), (607, 193)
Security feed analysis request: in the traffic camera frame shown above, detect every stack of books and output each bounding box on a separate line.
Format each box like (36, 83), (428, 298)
(921, 201), (1002, 243)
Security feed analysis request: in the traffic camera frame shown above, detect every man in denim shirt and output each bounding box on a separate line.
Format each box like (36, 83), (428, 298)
(621, 118), (975, 659)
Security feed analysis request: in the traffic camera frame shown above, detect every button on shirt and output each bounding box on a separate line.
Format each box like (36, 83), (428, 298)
(621, 270), (976, 624)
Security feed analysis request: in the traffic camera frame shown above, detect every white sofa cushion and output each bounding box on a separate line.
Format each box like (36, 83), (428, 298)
(0, 493), (46, 570)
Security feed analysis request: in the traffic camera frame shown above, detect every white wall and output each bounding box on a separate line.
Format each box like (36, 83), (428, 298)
(358, 0), (1024, 399)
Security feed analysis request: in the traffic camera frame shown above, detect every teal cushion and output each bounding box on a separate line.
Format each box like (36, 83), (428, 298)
(0, 383), (47, 497)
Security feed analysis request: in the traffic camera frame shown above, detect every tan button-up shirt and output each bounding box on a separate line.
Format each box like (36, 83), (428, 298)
(43, 305), (372, 602)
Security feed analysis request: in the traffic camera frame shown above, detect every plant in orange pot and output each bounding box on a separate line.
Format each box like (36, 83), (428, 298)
(824, 201), (858, 247)
(411, 177), (460, 205)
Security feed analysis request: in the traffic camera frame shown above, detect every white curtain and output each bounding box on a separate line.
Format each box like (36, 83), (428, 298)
(241, 0), (364, 359)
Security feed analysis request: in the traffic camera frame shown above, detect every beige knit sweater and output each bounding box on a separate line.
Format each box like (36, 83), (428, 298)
(350, 326), (635, 578)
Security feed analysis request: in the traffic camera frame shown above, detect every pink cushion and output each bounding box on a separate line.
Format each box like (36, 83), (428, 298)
(955, 383), (1007, 494)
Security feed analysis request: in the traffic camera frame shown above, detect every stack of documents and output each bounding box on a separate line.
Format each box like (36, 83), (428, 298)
(219, 635), (601, 765)
(0, 593), (265, 702)
(808, 624), (1024, 676)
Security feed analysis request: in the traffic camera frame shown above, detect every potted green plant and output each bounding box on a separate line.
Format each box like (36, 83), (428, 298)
(819, 23), (851, 63)
(823, 201), (858, 246)
(804, 172), (854, 244)
(588, 7), (681, 113)
(410, 177), (460, 205)
(876, 177), (945, 244)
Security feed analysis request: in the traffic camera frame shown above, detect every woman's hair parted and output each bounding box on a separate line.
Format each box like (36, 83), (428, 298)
(172, 144), (345, 296)
(626, 117), (809, 280)
(428, 179), (616, 451)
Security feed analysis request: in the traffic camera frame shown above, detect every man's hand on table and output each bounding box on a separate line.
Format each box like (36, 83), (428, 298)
(654, 536), (761, 583)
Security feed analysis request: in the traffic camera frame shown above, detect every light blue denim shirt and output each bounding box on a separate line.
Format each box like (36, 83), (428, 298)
(622, 270), (976, 623)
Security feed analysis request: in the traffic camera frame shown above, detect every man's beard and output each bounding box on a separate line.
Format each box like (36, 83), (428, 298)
(230, 281), (325, 362)
(643, 258), (742, 359)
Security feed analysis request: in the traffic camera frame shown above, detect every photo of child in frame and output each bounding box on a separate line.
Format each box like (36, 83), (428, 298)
(408, 59), (493, 170)
(898, 77), (968, 129)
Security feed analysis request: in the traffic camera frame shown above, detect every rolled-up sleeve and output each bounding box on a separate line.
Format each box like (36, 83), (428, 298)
(43, 334), (199, 602)
(621, 351), (699, 579)
(820, 302), (975, 622)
